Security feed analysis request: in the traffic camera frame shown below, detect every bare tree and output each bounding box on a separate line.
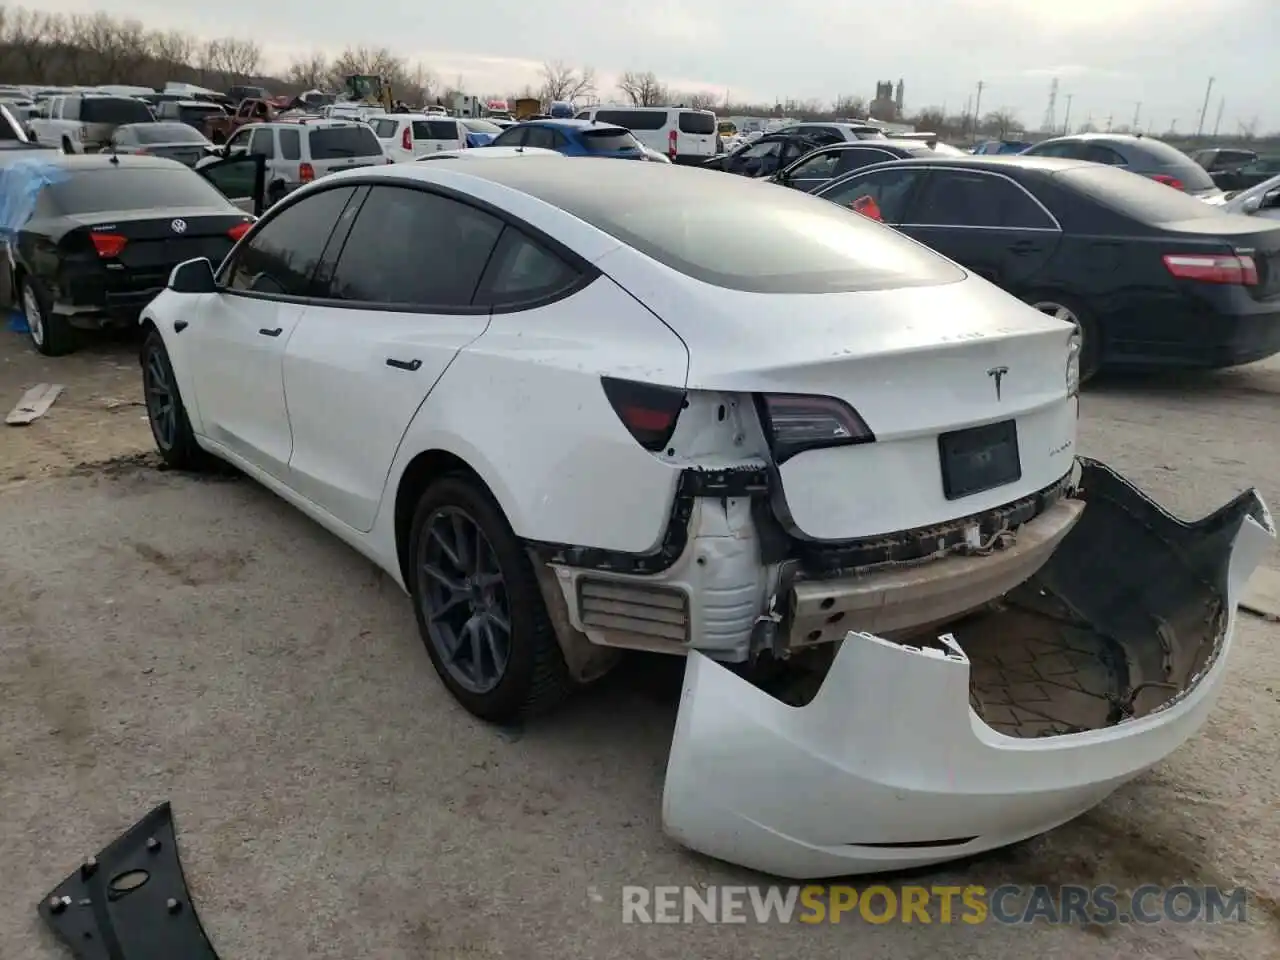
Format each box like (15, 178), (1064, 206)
(6, 8), (58, 77)
(982, 108), (1020, 138)
(213, 37), (261, 82)
(617, 70), (667, 107)
(673, 90), (719, 111)
(285, 53), (330, 90)
(148, 28), (196, 68)
(326, 45), (410, 94)
(539, 60), (595, 102)
(832, 94), (866, 118)
(909, 106), (947, 134)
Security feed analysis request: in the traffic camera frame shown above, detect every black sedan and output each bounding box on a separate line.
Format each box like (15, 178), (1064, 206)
(6, 152), (264, 356)
(702, 130), (839, 178)
(1210, 155), (1280, 193)
(771, 139), (938, 192)
(813, 155), (1280, 378)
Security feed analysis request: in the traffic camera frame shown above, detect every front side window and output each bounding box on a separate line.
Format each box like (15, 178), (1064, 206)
(248, 128), (274, 158)
(199, 156), (260, 201)
(817, 167), (927, 223)
(221, 186), (355, 296)
(786, 150), (842, 180)
(324, 186), (503, 308)
(226, 128), (253, 152)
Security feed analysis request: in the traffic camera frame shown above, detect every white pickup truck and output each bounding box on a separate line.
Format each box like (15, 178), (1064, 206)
(27, 93), (154, 153)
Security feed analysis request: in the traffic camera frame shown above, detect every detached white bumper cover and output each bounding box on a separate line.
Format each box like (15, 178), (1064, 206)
(662, 459), (1273, 879)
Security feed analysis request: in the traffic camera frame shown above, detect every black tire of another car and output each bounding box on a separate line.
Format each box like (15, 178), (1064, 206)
(408, 473), (570, 723)
(20, 274), (76, 356)
(141, 328), (213, 470)
(1027, 293), (1102, 384)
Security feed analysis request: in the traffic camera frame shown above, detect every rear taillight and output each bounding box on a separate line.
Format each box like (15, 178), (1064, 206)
(757, 394), (874, 464)
(90, 232), (127, 258)
(227, 222), (252, 242)
(601, 376), (685, 452)
(668, 129), (677, 160)
(1163, 253), (1257, 286)
(299, 162), (315, 182)
(401, 127), (412, 151)
(1151, 174), (1184, 191)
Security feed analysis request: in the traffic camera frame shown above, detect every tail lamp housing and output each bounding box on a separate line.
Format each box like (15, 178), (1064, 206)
(668, 129), (678, 161)
(1150, 174), (1185, 191)
(1066, 331), (1081, 397)
(227, 221), (252, 242)
(601, 376), (686, 452)
(756, 393), (875, 464)
(299, 162), (315, 183)
(90, 232), (127, 258)
(401, 126), (412, 151)
(1163, 252), (1257, 286)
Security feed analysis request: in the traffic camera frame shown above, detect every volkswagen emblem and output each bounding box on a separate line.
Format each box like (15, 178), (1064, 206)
(170, 219), (187, 233)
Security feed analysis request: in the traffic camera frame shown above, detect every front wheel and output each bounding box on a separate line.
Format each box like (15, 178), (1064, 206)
(408, 474), (570, 723)
(141, 329), (212, 470)
(1027, 294), (1102, 384)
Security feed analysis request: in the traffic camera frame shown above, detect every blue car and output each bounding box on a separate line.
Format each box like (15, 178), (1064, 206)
(461, 117), (504, 148)
(485, 118), (646, 160)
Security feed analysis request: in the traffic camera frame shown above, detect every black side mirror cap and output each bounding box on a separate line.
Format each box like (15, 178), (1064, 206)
(168, 257), (216, 294)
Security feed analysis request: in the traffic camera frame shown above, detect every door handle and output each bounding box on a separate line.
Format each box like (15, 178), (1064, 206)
(386, 357), (422, 371)
(258, 327), (283, 337)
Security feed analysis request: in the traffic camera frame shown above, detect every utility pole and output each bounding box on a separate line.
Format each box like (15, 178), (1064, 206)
(1105, 115), (1113, 133)
(1195, 76), (1214, 136)
(1170, 118), (1178, 134)
(973, 81), (985, 129)
(1213, 97), (1225, 137)
(1132, 101), (1141, 130)
(1062, 94), (1073, 134)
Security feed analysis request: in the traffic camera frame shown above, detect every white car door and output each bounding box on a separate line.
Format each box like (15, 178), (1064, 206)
(281, 183), (505, 531)
(189, 184), (362, 478)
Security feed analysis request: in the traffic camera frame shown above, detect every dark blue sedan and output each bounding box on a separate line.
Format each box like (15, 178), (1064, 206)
(485, 119), (646, 160)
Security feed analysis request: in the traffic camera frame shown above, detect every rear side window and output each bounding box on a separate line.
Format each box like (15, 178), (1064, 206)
(278, 128), (301, 160)
(1081, 144), (1126, 165)
(1059, 165), (1224, 223)
(909, 171), (1056, 229)
(223, 186), (356, 295)
(308, 125), (382, 159)
(595, 110), (666, 131)
(81, 97), (153, 124)
(678, 112), (715, 135)
(326, 186), (503, 307)
(47, 167), (233, 214)
(370, 118), (398, 138)
(476, 227), (582, 307)
(579, 129), (641, 152)
(414, 120), (460, 140)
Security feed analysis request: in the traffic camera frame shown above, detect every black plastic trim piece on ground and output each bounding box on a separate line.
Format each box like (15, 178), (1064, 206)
(37, 801), (220, 960)
(525, 463), (1071, 578)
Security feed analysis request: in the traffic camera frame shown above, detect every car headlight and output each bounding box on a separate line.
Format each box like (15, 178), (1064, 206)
(1066, 331), (1081, 397)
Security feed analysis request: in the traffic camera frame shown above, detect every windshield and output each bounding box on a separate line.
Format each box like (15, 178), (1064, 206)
(81, 98), (154, 124)
(308, 125), (383, 158)
(47, 167), (233, 214)
(1059, 165), (1224, 223)
(130, 123), (207, 144)
(463, 119), (502, 134)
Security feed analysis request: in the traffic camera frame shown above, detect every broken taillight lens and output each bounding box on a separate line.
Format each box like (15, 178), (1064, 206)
(757, 393), (875, 464)
(601, 376), (686, 452)
(90, 232), (128, 258)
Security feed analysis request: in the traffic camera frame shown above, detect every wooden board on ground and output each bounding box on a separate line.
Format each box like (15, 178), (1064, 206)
(1241, 567), (1280, 621)
(5, 383), (64, 425)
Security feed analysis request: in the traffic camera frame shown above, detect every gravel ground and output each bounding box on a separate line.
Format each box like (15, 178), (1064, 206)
(1, 335), (1278, 959)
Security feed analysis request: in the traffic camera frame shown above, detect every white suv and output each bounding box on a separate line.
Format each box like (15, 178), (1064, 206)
(369, 114), (467, 161)
(196, 119), (387, 205)
(574, 105), (717, 163)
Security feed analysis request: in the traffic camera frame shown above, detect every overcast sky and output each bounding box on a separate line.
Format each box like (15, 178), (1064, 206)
(40, 0), (1280, 133)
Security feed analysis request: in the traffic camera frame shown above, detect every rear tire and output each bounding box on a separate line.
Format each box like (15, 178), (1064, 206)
(1026, 292), (1102, 384)
(141, 329), (213, 470)
(408, 473), (570, 723)
(21, 275), (76, 356)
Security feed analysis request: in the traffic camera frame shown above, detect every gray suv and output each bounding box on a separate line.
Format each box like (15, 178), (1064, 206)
(196, 119), (388, 206)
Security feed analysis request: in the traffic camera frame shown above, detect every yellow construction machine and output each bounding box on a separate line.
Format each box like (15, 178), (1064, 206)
(344, 75), (394, 112)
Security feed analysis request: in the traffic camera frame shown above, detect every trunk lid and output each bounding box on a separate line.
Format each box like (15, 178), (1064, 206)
(1163, 216), (1280, 300)
(68, 207), (246, 275)
(141, 144), (205, 166)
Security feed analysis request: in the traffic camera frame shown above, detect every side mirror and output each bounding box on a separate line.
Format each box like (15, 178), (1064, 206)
(1241, 196), (1262, 215)
(168, 257), (217, 294)
(1264, 189), (1280, 210)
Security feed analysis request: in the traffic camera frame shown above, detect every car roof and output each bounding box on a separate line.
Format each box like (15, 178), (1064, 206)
(858, 154), (1091, 174)
(521, 118), (609, 130)
(33, 153), (188, 170)
(824, 139), (932, 152)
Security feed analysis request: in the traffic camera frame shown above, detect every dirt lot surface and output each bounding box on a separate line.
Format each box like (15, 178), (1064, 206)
(2, 329), (1279, 960)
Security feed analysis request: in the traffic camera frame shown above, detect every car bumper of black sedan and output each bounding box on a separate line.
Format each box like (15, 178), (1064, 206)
(1104, 296), (1280, 370)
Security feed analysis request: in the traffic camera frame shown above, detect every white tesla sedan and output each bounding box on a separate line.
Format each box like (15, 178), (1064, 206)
(140, 160), (1271, 877)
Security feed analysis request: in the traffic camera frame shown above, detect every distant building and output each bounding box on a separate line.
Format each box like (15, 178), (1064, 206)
(870, 80), (901, 122)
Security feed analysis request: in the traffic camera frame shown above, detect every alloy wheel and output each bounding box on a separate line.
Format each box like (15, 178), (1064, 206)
(143, 346), (177, 451)
(418, 506), (512, 694)
(1032, 300), (1080, 336)
(22, 284), (44, 348)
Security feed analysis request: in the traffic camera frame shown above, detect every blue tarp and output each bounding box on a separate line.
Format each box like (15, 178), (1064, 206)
(0, 157), (65, 333)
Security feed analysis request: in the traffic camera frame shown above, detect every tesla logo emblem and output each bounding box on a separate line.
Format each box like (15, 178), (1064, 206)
(170, 219), (187, 233)
(988, 366), (1009, 401)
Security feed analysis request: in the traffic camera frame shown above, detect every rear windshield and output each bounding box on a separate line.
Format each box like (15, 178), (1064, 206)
(46, 167), (232, 214)
(81, 98), (153, 124)
(580, 128), (641, 152)
(179, 104), (222, 119)
(413, 120), (460, 140)
(1059, 165), (1224, 223)
(131, 123), (207, 144)
(595, 109), (667, 131)
(678, 112), (716, 135)
(307, 125), (382, 158)
(463, 119), (502, 134)
(501, 165), (964, 293)
(1131, 139), (1215, 189)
